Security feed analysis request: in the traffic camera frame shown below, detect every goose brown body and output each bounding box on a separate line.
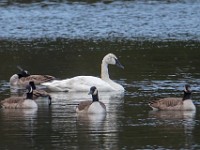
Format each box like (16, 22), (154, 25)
(29, 81), (52, 105)
(77, 100), (106, 112)
(149, 85), (195, 111)
(10, 74), (55, 87)
(149, 98), (183, 110)
(10, 67), (55, 87)
(0, 85), (38, 109)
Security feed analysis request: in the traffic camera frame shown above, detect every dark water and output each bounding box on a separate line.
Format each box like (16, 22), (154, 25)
(0, 0), (200, 150)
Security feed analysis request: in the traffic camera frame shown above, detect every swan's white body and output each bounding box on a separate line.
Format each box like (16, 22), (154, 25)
(42, 53), (124, 92)
(43, 76), (123, 92)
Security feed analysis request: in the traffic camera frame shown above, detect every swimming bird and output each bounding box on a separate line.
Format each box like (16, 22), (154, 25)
(149, 84), (196, 111)
(29, 81), (52, 106)
(0, 85), (38, 109)
(10, 66), (55, 87)
(76, 86), (106, 114)
(42, 53), (124, 92)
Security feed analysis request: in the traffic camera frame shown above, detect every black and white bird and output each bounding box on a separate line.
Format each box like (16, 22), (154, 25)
(76, 86), (106, 114)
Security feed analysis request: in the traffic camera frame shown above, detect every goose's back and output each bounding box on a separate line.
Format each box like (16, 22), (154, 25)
(149, 98), (183, 110)
(1, 97), (37, 109)
(1, 97), (25, 108)
(20, 75), (55, 84)
(76, 100), (92, 113)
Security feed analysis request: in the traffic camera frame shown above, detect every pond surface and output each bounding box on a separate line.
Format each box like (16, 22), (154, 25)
(0, 39), (200, 149)
(0, 0), (200, 150)
(0, 0), (200, 40)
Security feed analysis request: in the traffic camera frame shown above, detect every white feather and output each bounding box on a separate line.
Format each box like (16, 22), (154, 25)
(42, 53), (124, 92)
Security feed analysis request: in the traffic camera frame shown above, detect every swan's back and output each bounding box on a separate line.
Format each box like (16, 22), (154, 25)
(43, 76), (115, 92)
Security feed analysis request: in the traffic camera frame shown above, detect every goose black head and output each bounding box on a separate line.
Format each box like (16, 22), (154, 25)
(183, 84), (192, 100)
(25, 85), (33, 99)
(17, 66), (30, 78)
(29, 81), (36, 90)
(88, 86), (99, 102)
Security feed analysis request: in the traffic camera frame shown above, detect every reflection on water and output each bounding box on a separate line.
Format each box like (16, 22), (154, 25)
(1, 39), (200, 149)
(1, 108), (37, 119)
(0, 108), (38, 149)
(50, 91), (124, 113)
(1, 34), (200, 149)
(149, 110), (196, 149)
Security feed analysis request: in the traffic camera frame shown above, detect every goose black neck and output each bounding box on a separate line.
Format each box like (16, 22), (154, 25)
(26, 92), (33, 99)
(29, 81), (36, 90)
(92, 94), (99, 102)
(183, 90), (192, 100)
(17, 74), (23, 79)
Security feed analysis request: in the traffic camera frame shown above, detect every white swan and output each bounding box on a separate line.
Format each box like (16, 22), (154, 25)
(42, 53), (125, 92)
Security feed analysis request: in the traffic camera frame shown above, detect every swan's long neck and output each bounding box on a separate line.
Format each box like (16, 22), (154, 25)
(101, 61), (110, 81)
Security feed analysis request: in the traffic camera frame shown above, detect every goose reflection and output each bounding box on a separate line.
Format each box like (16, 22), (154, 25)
(149, 110), (196, 135)
(149, 110), (196, 120)
(1, 108), (38, 119)
(76, 113), (106, 129)
(49, 91), (124, 112)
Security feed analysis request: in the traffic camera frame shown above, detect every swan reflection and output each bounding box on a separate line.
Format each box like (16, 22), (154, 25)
(49, 91), (124, 112)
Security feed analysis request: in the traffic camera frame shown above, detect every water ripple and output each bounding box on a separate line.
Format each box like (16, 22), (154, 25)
(0, 1), (200, 40)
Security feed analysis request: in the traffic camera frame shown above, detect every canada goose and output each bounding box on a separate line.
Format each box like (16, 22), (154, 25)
(0, 85), (38, 109)
(42, 53), (124, 92)
(149, 84), (196, 111)
(10, 66), (55, 87)
(29, 81), (52, 105)
(76, 86), (106, 114)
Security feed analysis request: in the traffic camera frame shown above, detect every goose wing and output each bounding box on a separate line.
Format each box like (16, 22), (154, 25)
(149, 98), (183, 110)
(20, 75), (55, 84)
(33, 89), (50, 99)
(1, 97), (25, 108)
(99, 101), (106, 110)
(42, 76), (115, 92)
(76, 100), (92, 111)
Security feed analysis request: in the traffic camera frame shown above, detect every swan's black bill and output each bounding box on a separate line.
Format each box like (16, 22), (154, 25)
(115, 59), (124, 69)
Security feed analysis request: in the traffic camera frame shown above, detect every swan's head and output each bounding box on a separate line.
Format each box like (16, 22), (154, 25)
(103, 53), (124, 69)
